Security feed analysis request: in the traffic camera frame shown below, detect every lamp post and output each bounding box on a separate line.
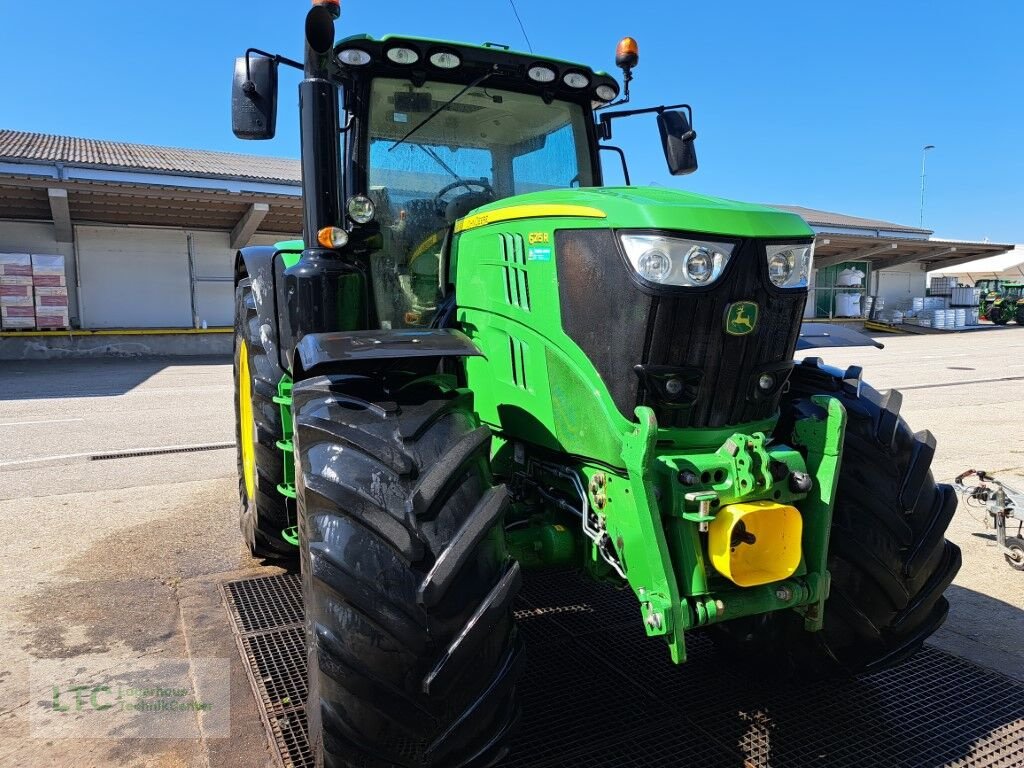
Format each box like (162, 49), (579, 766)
(919, 144), (935, 228)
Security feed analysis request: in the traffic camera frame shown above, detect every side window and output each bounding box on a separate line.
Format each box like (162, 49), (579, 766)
(512, 123), (591, 193)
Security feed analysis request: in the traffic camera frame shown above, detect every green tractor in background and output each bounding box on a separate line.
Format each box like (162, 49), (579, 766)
(975, 279), (1024, 324)
(988, 284), (1024, 325)
(231, 4), (961, 766)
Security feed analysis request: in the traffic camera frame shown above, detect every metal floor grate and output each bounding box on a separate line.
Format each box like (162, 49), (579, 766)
(223, 571), (1024, 768)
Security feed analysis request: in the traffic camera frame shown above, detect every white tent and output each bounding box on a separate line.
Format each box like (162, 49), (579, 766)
(930, 245), (1024, 285)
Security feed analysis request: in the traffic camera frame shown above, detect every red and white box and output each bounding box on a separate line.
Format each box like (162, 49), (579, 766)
(0, 253), (32, 278)
(34, 286), (69, 308)
(0, 283), (33, 306)
(32, 273), (67, 287)
(1, 304), (35, 329)
(35, 309), (70, 329)
(31, 254), (66, 287)
(0, 275), (33, 286)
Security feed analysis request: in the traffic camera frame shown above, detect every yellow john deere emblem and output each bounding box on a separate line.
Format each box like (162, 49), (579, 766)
(725, 301), (759, 336)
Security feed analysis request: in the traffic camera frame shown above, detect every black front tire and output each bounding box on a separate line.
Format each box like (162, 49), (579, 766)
(294, 375), (522, 768)
(988, 304), (1010, 324)
(233, 277), (295, 560)
(712, 358), (962, 678)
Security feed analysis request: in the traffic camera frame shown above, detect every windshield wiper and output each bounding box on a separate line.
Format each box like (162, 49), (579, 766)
(389, 69), (493, 152)
(418, 144), (464, 184)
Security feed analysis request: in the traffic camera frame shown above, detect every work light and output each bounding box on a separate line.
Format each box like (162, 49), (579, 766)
(620, 234), (733, 287)
(527, 65), (557, 83)
(765, 243), (813, 288)
(429, 51), (461, 69)
(347, 195), (376, 224)
(386, 47), (419, 65)
(562, 71), (590, 89)
(338, 49), (371, 66)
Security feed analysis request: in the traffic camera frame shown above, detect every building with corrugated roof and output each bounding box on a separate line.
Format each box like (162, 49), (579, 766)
(0, 129), (1013, 339)
(0, 129), (301, 334)
(767, 204), (1011, 319)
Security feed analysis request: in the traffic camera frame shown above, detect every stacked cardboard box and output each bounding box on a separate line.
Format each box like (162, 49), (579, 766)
(31, 255), (69, 329)
(1, 254), (35, 329)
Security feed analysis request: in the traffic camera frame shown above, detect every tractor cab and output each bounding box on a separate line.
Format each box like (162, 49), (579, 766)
(232, 7), (697, 344)
(356, 55), (600, 327)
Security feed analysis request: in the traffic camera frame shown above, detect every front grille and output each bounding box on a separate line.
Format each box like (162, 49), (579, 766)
(556, 230), (807, 428)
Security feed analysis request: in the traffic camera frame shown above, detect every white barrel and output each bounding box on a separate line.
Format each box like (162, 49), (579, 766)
(954, 309), (967, 328)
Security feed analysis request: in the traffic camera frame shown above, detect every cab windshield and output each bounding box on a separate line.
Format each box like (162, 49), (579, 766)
(365, 77), (594, 328)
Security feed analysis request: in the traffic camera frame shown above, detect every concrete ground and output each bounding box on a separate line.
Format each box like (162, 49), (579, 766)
(0, 331), (1022, 767)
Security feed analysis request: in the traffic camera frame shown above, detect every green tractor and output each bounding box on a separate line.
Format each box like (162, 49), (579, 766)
(231, 4), (961, 766)
(975, 279), (1024, 324)
(986, 283), (1024, 325)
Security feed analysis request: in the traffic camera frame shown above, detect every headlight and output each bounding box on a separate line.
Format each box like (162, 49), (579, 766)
(765, 243), (813, 288)
(619, 234), (734, 287)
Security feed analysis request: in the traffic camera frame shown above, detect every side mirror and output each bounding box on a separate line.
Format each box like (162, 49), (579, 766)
(657, 110), (697, 176)
(232, 55), (278, 140)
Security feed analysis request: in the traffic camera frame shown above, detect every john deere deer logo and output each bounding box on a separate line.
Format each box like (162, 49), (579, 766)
(725, 301), (759, 336)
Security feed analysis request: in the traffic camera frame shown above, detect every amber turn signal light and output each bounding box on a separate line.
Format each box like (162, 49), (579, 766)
(317, 226), (349, 249)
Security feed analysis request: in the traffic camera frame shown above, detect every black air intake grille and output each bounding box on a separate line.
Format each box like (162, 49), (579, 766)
(556, 230), (807, 428)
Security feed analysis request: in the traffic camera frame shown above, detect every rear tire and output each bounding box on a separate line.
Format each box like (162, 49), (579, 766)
(233, 277), (295, 560)
(1014, 306), (1024, 326)
(711, 358), (962, 678)
(294, 374), (522, 768)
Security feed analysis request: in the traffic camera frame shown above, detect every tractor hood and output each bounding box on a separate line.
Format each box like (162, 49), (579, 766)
(462, 187), (814, 240)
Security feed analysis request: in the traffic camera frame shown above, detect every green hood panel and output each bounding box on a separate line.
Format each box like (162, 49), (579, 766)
(468, 187), (813, 239)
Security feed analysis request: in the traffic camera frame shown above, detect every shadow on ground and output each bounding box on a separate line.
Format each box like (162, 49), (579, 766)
(0, 356), (229, 400)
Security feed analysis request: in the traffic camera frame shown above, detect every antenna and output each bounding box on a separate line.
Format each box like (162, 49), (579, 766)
(509, 0), (534, 52)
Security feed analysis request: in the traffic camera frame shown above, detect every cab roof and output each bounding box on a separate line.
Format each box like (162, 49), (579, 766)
(332, 34), (621, 106)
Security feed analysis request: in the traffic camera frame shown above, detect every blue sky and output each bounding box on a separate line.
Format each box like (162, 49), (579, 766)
(1, 1), (1019, 243)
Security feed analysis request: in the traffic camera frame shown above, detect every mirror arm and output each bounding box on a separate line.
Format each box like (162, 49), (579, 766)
(599, 145), (631, 186)
(597, 102), (692, 141)
(244, 48), (303, 83)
